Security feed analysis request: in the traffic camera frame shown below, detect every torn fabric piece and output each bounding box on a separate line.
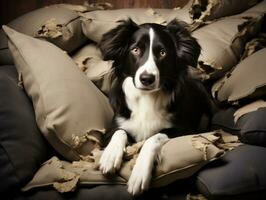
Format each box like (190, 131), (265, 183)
(74, 56), (91, 71)
(53, 171), (80, 193)
(234, 99), (266, 123)
(146, 8), (166, 25)
(241, 33), (266, 60)
(191, 130), (241, 160)
(78, 148), (103, 169)
(124, 141), (145, 160)
(211, 72), (231, 99)
(234, 16), (263, 43)
(71, 129), (104, 150)
(194, 0), (219, 21)
(192, 132), (223, 160)
(189, 0), (208, 20)
(49, 158), (80, 187)
(35, 18), (72, 40)
(190, 0), (260, 22)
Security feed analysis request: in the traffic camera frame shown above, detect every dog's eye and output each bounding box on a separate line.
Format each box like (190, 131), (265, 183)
(131, 47), (141, 56)
(159, 49), (167, 57)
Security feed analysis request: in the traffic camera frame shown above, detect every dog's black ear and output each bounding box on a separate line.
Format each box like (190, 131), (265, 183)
(166, 19), (201, 68)
(99, 19), (139, 61)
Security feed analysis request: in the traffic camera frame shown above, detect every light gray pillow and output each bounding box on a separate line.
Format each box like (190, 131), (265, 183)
(3, 26), (114, 161)
(212, 48), (266, 103)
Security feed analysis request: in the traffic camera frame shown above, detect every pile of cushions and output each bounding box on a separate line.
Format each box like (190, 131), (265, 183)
(1, 0), (266, 199)
(2, 24), (241, 195)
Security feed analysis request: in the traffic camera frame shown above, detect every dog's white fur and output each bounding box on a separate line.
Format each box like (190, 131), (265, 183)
(127, 133), (169, 195)
(100, 28), (171, 195)
(99, 130), (127, 174)
(117, 77), (173, 142)
(135, 28), (160, 90)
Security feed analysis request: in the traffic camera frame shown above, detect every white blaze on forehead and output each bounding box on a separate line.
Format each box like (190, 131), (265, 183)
(134, 28), (160, 89)
(146, 28), (156, 74)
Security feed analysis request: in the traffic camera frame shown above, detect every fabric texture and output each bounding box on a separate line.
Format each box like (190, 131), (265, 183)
(80, 1), (194, 43)
(212, 48), (266, 103)
(21, 185), (133, 200)
(3, 26), (114, 161)
(192, 1), (265, 81)
(237, 107), (266, 147)
(0, 4), (88, 65)
(22, 131), (241, 192)
(190, 0), (260, 21)
(0, 65), (52, 195)
(211, 102), (266, 147)
(72, 43), (114, 94)
(196, 145), (266, 198)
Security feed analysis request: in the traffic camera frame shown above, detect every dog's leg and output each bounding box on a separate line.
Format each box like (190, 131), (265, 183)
(127, 133), (169, 195)
(99, 129), (127, 174)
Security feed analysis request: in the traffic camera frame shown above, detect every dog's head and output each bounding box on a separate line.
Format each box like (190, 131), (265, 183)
(99, 19), (201, 91)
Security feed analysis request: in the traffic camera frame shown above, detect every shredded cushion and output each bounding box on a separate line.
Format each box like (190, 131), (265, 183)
(192, 1), (266, 81)
(21, 131), (241, 193)
(3, 26), (114, 161)
(0, 4), (88, 65)
(190, 0), (260, 21)
(80, 1), (194, 43)
(212, 48), (266, 103)
(72, 43), (114, 94)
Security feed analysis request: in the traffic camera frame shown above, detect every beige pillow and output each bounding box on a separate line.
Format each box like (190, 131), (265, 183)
(190, 0), (260, 21)
(80, 1), (194, 43)
(3, 26), (114, 161)
(212, 48), (266, 103)
(0, 4), (88, 65)
(22, 131), (241, 192)
(192, 1), (265, 80)
(72, 43), (114, 94)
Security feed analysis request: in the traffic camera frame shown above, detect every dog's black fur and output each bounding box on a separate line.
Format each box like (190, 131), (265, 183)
(99, 19), (215, 144)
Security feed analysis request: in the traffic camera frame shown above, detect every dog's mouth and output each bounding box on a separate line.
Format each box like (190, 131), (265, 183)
(136, 84), (159, 91)
(133, 79), (160, 92)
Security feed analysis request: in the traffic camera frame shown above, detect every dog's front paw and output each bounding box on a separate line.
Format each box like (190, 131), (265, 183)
(127, 156), (152, 196)
(99, 130), (127, 174)
(99, 143), (123, 174)
(127, 133), (169, 196)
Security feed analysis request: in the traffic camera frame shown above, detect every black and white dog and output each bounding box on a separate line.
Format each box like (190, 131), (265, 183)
(98, 19), (215, 195)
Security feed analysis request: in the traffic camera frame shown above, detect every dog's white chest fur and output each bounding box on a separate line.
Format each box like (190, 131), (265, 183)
(116, 77), (173, 142)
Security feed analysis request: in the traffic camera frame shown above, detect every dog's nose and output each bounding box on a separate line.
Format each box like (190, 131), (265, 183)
(140, 73), (155, 86)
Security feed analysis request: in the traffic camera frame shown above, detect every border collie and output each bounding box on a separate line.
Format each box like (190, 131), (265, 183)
(98, 19), (215, 195)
